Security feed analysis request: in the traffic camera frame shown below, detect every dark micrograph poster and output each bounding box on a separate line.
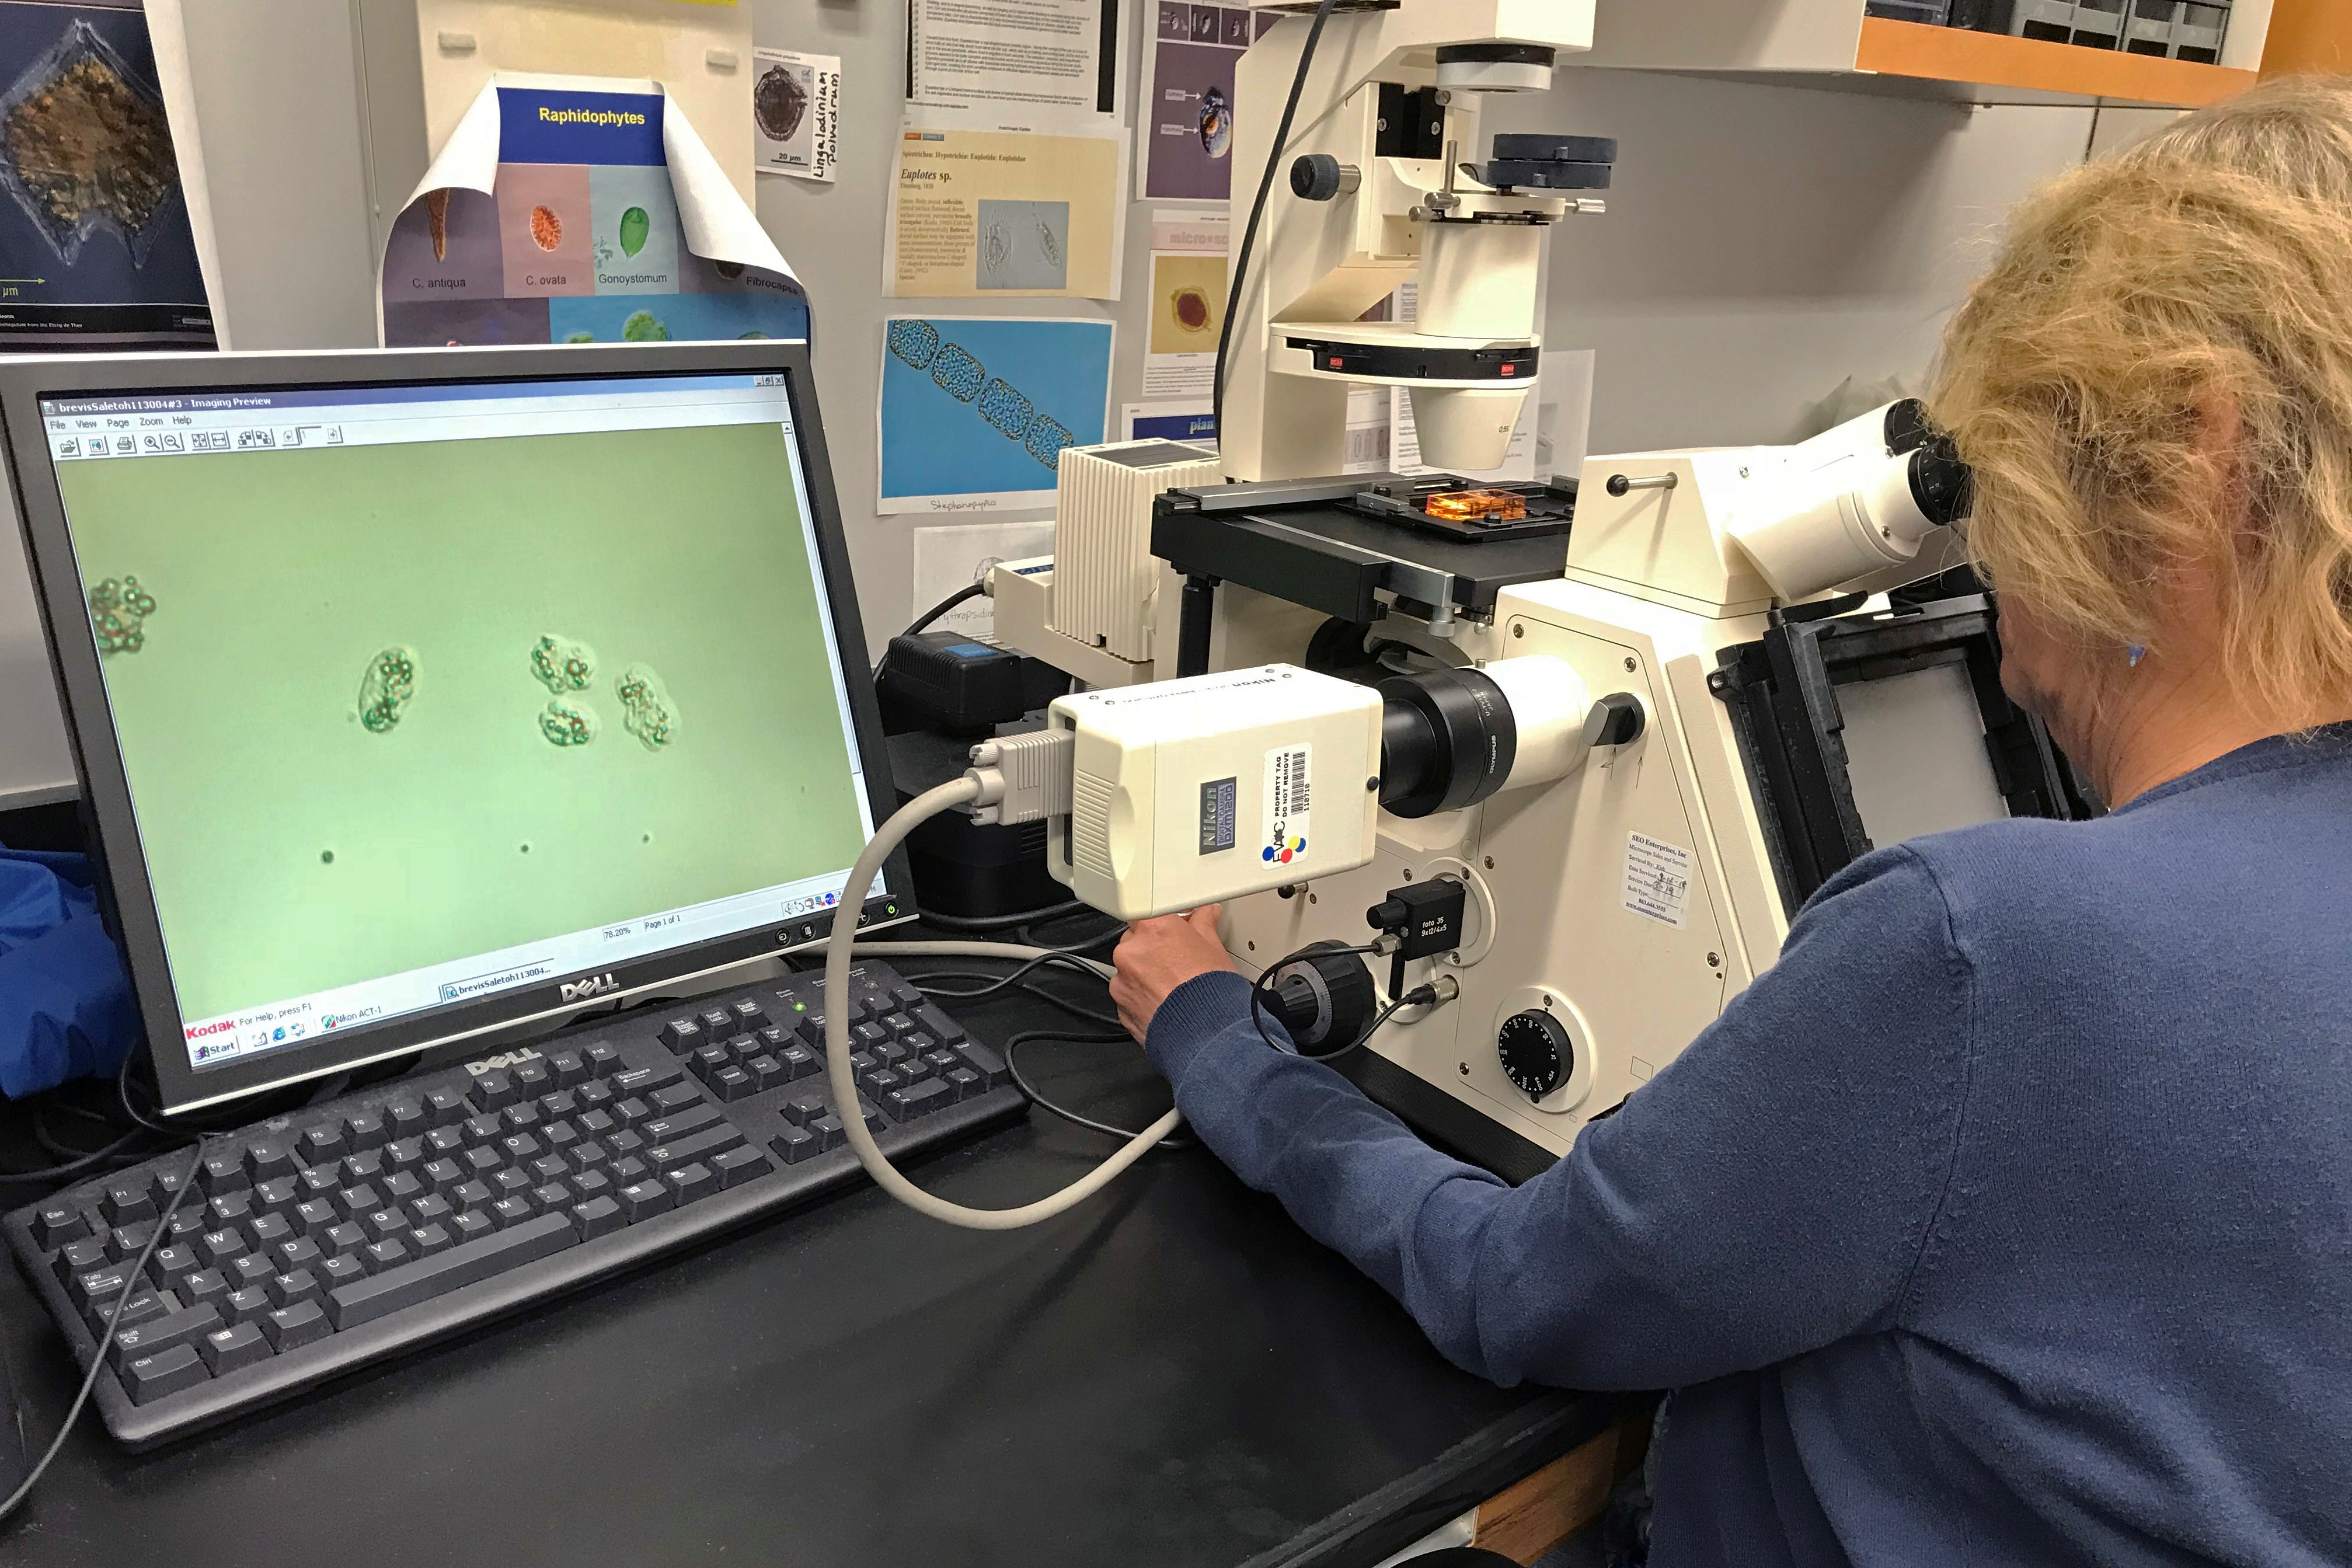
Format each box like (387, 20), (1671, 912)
(0, 0), (215, 349)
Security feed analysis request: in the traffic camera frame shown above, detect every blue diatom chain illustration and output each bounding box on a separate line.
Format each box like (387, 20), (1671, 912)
(886, 319), (1076, 472)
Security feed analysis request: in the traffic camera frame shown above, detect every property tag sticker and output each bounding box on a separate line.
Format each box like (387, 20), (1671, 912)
(1261, 744), (1311, 867)
(1622, 832), (1692, 928)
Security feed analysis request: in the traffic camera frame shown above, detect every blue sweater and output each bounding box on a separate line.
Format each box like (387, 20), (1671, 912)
(1145, 728), (2352, 1567)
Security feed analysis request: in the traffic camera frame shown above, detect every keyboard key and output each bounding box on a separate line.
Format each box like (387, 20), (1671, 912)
(424, 1088), (469, 1126)
(385, 1100), (429, 1140)
(713, 1145), (773, 1187)
(384, 1137), (427, 1177)
(364, 1238), (411, 1273)
(611, 1062), (684, 1100)
(644, 1125), (745, 1172)
(501, 1103), (542, 1131)
(697, 1008), (733, 1035)
(490, 1169), (533, 1201)
(490, 1197), (536, 1229)
(851, 1022), (890, 1053)
(576, 1107), (618, 1140)
(229, 1255), (276, 1291)
(954, 1043), (1011, 1089)
(616, 1180), (673, 1224)
(731, 999), (767, 1028)
(756, 1026), (790, 1054)
(782, 1090), (828, 1128)
(462, 1148), (503, 1180)
(325, 1212), (576, 1330)
(320, 1255), (368, 1291)
(407, 1194), (456, 1231)
(640, 1103), (724, 1144)
(612, 1097), (653, 1128)
(380, 1172), (426, 1207)
(89, 1288), (170, 1337)
(745, 1055), (786, 1093)
(243, 1140), (295, 1182)
(419, 1159), (465, 1197)
(108, 1222), (158, 1262)
(295, 1166), (340, 1204)
(897, 1052), (933, 1083)
(585, 1044), (622, 1075)
(661, 1163), (717, 1205)
(576, 1082), (616, 1117)
(855, 1099), (887, 1137)
(468, 1071), (516, 1111)
(538, 1089), (579, 1122)
(769, 1126), (817, 1166)
(408, 1224), (454, 1259)
(249, 1212), (294, 1249)
(499, 1132), (543, 1166)
(873, 1040), (909, 1067)
(511, 1062), (552, 1097)
(343, 1149), (385, 1183)
(334, 1184), (382, 1220)
(570, 1197), (626, 1240)
(122, 1343), (209, 1404)
(206, 1191), (255, 1229)
(688, 1043), (731, 1083)
(299, 1126), (348, 1165)
(461, 1115), (504, 1147)
(451, 1180), (494, 1212)
(865, 1068), (905, 1104)
(267, 1269), (322, 1309)
(609, 1156), (651, 1187)
(295, 1200), (340, 1237)
(110, 1302), (223, 1371)
(253, 1177), (299, 1216)
(424, 1126), (467, 1159)
(566, 1141), (610, 1174)
(270, 1238), (325, 1276)
(528, 1155), (569, 1186)
(723, 1033), (764, 1066)
(809, 1115), (847, 1153)
(776, 1044), (821, 1082)
(542, 1119), (580, 1151)
(527, 1184), (570, 1216)
(450, 1210), (495, 1245)
(262, 1300), (332, 1351)
(569, 1169), (614, 1204)
(361, 1208), (407, 1243)
(606, 1129), (646, 1159)
(198, 1320), (271, 1375)
(178, 1270), (230, 1311)
(649, 1083), (702, 1116)
(55, 1237), (109, 1285)
(944, 1066), (983, 1102)
(710, 1065), (754, 1102)
(102, 1179), (157, 1225)
(197, 1152), (250, 1197)
(547, 1052), (589, 1089)
(884, 1079), (954, 1121)
(222, 1287), (273, 1326)
(344, 1110), (389, 1152)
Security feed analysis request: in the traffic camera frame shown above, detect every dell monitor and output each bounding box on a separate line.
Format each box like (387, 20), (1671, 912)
(2, 343), (911, 1114)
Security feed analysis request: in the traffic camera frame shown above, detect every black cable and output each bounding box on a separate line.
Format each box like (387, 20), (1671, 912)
(911, 962), (1121, 1029)
(0, 1138), (211, 1525)
(918, 900), (1092, 933)
(0, 1130), (152, 1187)
(1248, 941), (1426, 1061)
(1002, 1029), (1193, 1149)
(1211, 0), (1345, 448)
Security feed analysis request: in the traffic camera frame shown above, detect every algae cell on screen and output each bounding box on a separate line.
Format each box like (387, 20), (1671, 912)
(358, 645), (417, 734)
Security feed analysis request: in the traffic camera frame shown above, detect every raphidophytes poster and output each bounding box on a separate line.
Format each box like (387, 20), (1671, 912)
(378, 74), (807, 348)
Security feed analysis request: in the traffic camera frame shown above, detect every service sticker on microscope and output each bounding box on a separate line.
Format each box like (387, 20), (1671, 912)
(1622, 831), (1692, 928)
(1262, 745), (1311, 867)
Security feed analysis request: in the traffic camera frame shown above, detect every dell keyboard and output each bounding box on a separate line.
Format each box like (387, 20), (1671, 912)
(2, 960), (1021, 1449)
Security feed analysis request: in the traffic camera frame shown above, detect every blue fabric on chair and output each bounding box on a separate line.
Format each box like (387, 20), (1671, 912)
(0, 848), (137, 1099)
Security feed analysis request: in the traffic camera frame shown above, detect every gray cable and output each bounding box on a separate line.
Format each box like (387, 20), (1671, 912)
(825, 779), (1180, 1229)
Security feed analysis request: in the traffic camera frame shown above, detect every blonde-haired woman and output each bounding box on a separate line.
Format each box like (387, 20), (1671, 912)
(1110, 75), (2352, 1566)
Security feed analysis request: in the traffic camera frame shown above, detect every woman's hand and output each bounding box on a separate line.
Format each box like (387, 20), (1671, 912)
(1110, 905), (1235, 1043)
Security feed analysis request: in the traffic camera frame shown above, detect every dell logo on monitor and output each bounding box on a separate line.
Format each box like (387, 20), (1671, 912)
(559, 973), (621, 1002)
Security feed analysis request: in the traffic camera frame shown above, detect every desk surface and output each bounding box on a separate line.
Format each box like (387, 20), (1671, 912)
(0, 956), (1621, 1567)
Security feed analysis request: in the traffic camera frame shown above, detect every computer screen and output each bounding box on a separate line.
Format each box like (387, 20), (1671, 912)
(9, 347), (905, 1111)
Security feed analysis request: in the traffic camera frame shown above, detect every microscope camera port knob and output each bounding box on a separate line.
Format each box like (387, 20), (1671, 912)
(1496, 1009), (1574, 1101)
(1289, 154), (1358, 202)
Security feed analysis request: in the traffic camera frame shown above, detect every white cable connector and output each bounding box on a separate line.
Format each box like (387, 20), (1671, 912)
(824, 776), (1181, 1231)
(966, 728), (1075, 827)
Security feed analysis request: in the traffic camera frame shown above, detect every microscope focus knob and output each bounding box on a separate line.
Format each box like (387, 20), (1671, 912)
(1290, 154), (1358, 202)
(1496, 1010), (1573, 1101)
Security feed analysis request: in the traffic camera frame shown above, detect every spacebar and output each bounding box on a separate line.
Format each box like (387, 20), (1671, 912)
(325, 1213), (577, 1330)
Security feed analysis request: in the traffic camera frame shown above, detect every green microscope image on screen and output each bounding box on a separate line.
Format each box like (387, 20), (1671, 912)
(58, 421), (870, 1023)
